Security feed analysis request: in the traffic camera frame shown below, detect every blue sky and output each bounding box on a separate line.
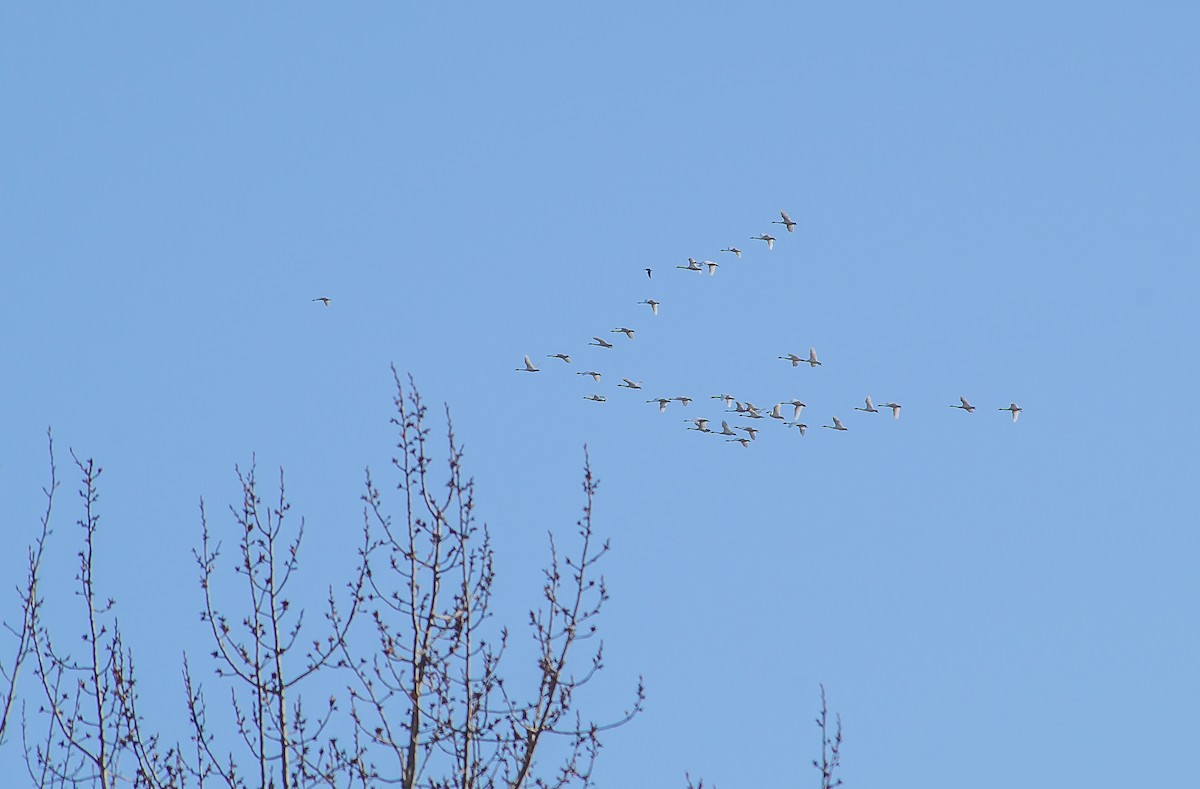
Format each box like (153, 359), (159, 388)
(2, 3), (1198, 786)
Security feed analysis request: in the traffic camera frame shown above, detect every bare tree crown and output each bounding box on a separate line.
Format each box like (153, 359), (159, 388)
(6, 374), (644, 789)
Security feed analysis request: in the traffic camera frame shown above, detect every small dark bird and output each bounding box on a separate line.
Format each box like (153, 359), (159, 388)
(312, 297), (331, 306)
(645, 268), (652, 278)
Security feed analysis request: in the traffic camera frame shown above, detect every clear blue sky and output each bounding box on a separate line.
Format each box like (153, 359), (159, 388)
(2, 3), (1198, 786)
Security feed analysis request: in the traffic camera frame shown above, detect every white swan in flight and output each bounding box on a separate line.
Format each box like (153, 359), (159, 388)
(854, 396), (879, 414)
(772, 210), (796, 232)
(1000, 403), (1022, 422)
(646, 397), (671, 412)
(950, 397), (976, 412)
(516, 355), (539, 373)
(822, 416), (848, 431)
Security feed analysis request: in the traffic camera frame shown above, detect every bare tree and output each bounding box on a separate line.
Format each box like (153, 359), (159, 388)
(343, 368), (644, 789)
(12, 371), (643, 788)
(22, 449), (176, 788)
(187, 461), (370, 788)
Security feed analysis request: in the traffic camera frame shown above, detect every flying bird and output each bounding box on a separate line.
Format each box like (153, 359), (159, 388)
(768, 404), (786, 420)
(784, 400), (807, 420)
(516, 355), (539, 373)
(577, 370), (602, 381)
(618, 378), (643, 389)
(677, 258), (703, 272)
(804, 347), (821, 367)
(645, 268), (652, 278)
(647, 397), (671, 413)
(879, 402), (902, 420)
(751, 233), (775, 250)
(611, 327), (636, 340)
(1000, 403), (1023, 422)
(772, 210), (797, 233)
(312, 297), (331, 306)
(718, 420), (738, 436)
(854, 396), (879, 414)
(951, 397), (976, 413)
(638, 299), (660, 315)
(685, 418), (712, 433)
(547, 353), (572, 363)
(822, 416), (848, 431)
(705, 261), (719, 276)
(720, 247), (742, 258)
(712, 393), (735, 408)
(737, 425), (759, 440)
(784, 422), (808, 436)
(727, 438), (751, 448)
(589, 336), (614, 349)
(584, 394), (607, 402)
(674, 396), (693, 406)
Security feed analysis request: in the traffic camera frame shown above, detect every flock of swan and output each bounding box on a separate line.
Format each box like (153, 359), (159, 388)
(514, 211), (1022, 445)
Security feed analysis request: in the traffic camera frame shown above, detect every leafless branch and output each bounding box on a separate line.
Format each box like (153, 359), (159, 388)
(1, 429), (56, 748)
(813, 684), (843, 789)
